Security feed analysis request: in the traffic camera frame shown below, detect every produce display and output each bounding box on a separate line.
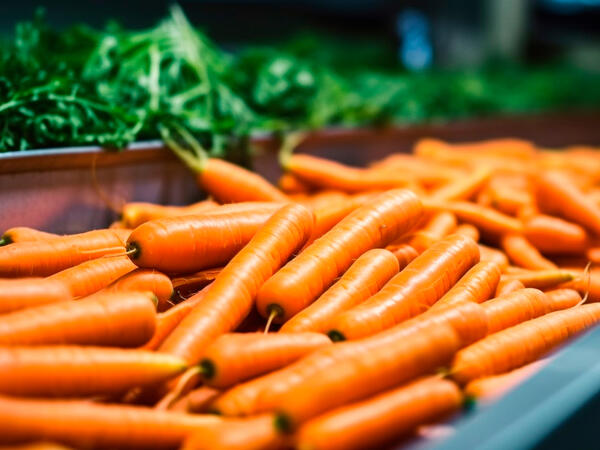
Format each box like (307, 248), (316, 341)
(1, 6), (599, 153)
(1, 137), (600, 449)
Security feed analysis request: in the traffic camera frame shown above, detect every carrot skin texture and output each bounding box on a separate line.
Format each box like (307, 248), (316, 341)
(432, 261), (501, 310)
(501, 234), (557, 271)
(212, 301), (486, 420)
(170, 386), (221, 413)
(160, 204), (314, 364)
(388, 244), (419, 270)
(181, 414), (284, 450)
(454, 223), (480, 242)
(0, 395), (220, 449)
(452, 303), (600, 384)
(544, 289), (582, 309)
(257, 190), (423, 322)
(504, 269), (574, 289)
(330, 234), (479, 340)
(478, 244), (509, 271)
(0, 346), (186, 397)
(296, 377), (462, 450)
(495, 278), (526, 296)
(0, 229), (128, 277)
(48, 256), (137, 298)
(408, 212), (457, 253)
(524, 215), (588, 255)
(429, 166), (492, 202)
(536, 171), (600, 236)
(0, 291), (156, 347)
(103, 269), (174, 311)
(126, 205), (281, 273)
(0, 227), (57, 245)
(200, 332), (331, 388)
(281, 249), (399, 334)
(199, 158), (288, 203)
(121, 200), (217, 228)
(482, 288), (551, 334)
(0, 278), (72, 314)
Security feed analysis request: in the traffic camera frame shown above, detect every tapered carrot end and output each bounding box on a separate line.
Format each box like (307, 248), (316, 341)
(327, 330), (346, 342)
(274, 412), (293, 434)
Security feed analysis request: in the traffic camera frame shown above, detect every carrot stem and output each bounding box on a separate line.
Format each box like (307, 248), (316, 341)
(264, 307), (281, 334)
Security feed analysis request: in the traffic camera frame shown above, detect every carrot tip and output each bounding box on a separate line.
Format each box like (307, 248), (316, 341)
(274, 413), (293, 434)
(198, 359), (215, 380)
(327, 330), (346, 342)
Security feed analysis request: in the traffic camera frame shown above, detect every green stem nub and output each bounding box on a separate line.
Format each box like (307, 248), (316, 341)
(0, 235), (11, 246)
(274, 413), (293, 434)
(199, 358), (215, 380)
(327, 330), (346, 342)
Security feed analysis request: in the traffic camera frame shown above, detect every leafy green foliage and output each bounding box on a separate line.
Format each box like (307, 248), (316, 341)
(1, 7), (599, 153)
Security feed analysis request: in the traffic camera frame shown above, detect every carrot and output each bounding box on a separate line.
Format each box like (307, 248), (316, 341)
(284, 154), (416, 193)
(0, 395), (220, 449)
(370, 153), (461, 187)
(295, 377), (462, 450)
(121, 200), (217, 228)
(109, 220), (130, 230)
(257, 190), (423, 323)
(0, 227), (57, 246)
(182, 414), (284, 450)
(545, 288), (582, 309)
(387, 244), (419, 270)
(454, 223), (480, 242)
(408, 212), (457, 253)
(478, 244), (509, 270)
(0, 278), (72, 314)
(0, 229), (130, 277)
(169, 386), (221, 413)
(424, 199), (523, 237)
(102, 269), (174, 311)
(495, 277), (525, 296)
(48, 256), (137, 298)
(0, 443), (74, 450)
(0, 291), (156, 347)
(429, 166), (491, 202)
(160, 204), (313, 364)
(536, 171), (600, 236)
(586, 247), (600, 263)
(560, 267), (600, 302)
(329, 234), (479, 341)
(281, 249), (399, 334)
(503, 269), (574, 289)
(126, 205), (281, 273)
(523, 214), (588, 255)
(432, 261), (501, 310)
(465, 359), (550, 404)
(140, 284), (212, 351)
(279, 173), (313, 194)
(0, 346), (186, 397)
(200, 332), (331, 388)
(212, 301), (486, 421)
(451, 303), (600, 384)
(482, 288), (555, 334)
(500, 234), (557, 270)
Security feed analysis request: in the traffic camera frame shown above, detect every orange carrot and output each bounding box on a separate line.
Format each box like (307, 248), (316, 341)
(523, 214), (588, 255)
(284, 154), (416, 193)
(482, 288), (553, 334)
(0, 291), (156, 347)
(504, 269), (574, 290)
(182, 415), (284, 450)
(169, 386), (221, 413)
(121, 200), (217, 228)
(429, 166), (491, 202)
(0, 279), (72, 314)
(140, 284), (212, 351)
(279, 173), (313, 194)
(424, 199), (523, 237)
(500, 234), (557, 270)
(126, 205), (281, 273)
(495, 277), (525, 296)
(212, 301), (486, 421)
(257, 190), (423, 323)
(370, 153), (461, 187)
(454, 224), (480, 242)
(103, 269), (174, 311)
(544, 288), (582, 309)
(160, 204), (313, 364)
(536, 171), (600, 236)
(465, 359), (549, 404)
(0, 346), (186, 397)
(200, 332), (331, 388)
(48, 256), (137, 298)
(560, 267), (600, 302)
(295, 377), (462, 450)
(408, 212), (457, 253)
(329, 234), (479, 341)
(0, 395), (220, 449)
(451, 303), (600, 384)
(388, 244), (419, 270)
(432, 261), (501, 310)
(0, 229), (129, 277)
(281, 249), (399, 334)
(478, 244), (509, 270)
(0, 227), (57, 246)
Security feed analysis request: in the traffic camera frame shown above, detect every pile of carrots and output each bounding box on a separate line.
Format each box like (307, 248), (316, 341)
(1, 136), (600, 450)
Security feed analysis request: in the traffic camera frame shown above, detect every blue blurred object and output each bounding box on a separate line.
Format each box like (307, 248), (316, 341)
(396, 9), (432, 71)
